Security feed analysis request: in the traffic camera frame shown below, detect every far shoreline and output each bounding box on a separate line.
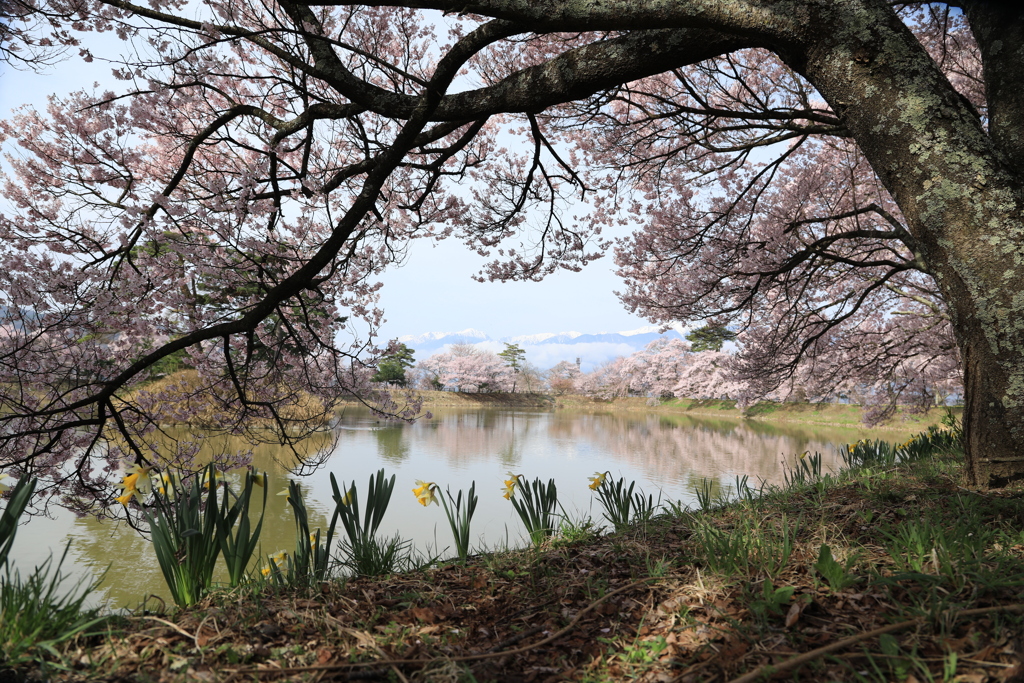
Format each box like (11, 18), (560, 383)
(363, 389), (953, 433)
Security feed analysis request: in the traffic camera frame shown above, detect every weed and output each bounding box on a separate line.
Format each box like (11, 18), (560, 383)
(0, 543), (110, 674)
(556, 514), (599, 544)
(644, 554), (672, 578)
(620, 633), (668, 664)
(0, 474), (35, 568)
(342, 532), (416, 576)
(748, 578), (795, 619)
(814, 543), (860, 591)
(693, 477), (720, 512)
(693, 512), (794, 578)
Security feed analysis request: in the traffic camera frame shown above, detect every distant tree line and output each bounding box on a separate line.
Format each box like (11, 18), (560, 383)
(374, 325), (958, 423)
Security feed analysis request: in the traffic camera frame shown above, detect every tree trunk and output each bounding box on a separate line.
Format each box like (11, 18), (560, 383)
(792, 1), (1024, 486)
(957, 307), (1024, 487)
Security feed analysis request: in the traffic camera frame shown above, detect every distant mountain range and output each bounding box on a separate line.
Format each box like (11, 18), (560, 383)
(397, 325), (686, 372)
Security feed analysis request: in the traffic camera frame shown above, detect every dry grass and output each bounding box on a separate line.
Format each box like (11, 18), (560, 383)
(122, 370), (328, 430)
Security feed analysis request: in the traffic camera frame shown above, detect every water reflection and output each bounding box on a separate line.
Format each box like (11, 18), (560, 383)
(373, 427), (410, 464)
(7, 407), (912, 610)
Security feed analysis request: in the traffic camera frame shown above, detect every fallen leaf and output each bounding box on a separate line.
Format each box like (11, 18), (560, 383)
(411, 606), (438, 623)
(996, 662), (1023, 682)
(785, 601), (802, 628)
(951, 675), (986, 683)
(719, 634), (748, 660)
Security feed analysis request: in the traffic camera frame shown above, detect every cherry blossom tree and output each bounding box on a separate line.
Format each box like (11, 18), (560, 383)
(576, 358), (630, 400)
(417, 345), (512, 393)
(572, 339), (746, 403)
(673, 351), (756, 407)
(546, 360), (581, 395)
(616, 338), (691, 398)
(0, 0), (1021, 495)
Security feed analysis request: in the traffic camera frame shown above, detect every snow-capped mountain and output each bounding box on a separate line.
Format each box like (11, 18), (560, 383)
(397, 325), (687, 371)
(396, 328), (489, 346)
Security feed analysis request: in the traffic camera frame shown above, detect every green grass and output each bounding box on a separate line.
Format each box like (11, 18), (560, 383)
(0, 544), (114, 676)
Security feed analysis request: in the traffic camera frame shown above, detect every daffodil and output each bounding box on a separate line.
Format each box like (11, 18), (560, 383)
(115, 489), (140, 506)
(262, 549), (290, 576)
(0, 472), (13, 494)
(157, 471), (178, 499)
(412, 480), (439, 506)
(277, 481), (301, 502)
(502, 473), (519, 500)
(337, 486), (354, 506)
(120, 464), (155, 495)
(271, 550), (288, 569)
(251, 471), (266, 487)
(799, 450), (809, 460)
(262, 550), (289, 578)
(588, 472), (607, 491)
(201, 469), (221, 490)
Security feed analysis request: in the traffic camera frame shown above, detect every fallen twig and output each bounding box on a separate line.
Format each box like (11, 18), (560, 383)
(727, 604), (1024, 683)
(223, 576), (665, 676)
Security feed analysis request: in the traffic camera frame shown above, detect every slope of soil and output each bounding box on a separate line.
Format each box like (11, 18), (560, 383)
(23, 447), (1024, 683)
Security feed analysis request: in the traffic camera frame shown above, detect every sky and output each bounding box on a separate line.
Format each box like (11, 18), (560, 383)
(0, 40), (657, 344)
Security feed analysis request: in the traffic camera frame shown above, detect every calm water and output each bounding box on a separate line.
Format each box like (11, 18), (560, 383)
(6, 407), (908, 609)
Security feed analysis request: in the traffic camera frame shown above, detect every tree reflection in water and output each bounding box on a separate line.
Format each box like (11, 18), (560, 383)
(11, 408), (911, 610)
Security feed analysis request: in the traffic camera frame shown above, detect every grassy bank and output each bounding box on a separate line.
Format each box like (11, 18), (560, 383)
(7, 429), (1024, 682)
(399, 389), (952, 432)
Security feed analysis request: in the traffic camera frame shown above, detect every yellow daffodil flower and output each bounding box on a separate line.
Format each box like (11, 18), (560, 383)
(588, 472), (608, 491)
(309, 531), (319, 546)
(338, 486), (354, 506)
(799, 451), (809, 460)
(277, 482), (301, 502)
(251, 472), (266, 487)
(412, 480), (439, 507)
(262, 550), (288, 577)
(120, 464), (155, 495)
(0, 472), (13, 493)
(201, 470), (221, 490)
(502, 473), (519, 500)
(156, 471), (178, 499)
(115, 489), (139, 506)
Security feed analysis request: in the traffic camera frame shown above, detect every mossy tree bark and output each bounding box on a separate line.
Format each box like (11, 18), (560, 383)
(789, 1), (1024, 484)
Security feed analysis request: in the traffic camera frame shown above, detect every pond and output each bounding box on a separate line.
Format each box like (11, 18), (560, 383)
(7, 407), (915, 609)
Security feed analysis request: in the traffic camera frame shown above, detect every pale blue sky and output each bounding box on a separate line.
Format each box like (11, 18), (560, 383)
(0, 48), (654, 343)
